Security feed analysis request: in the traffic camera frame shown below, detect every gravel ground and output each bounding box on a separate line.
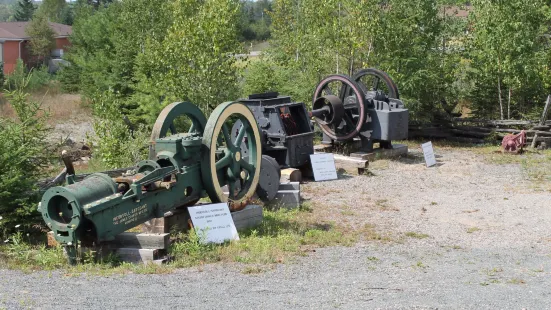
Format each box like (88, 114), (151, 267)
(1, 147), (551, 309)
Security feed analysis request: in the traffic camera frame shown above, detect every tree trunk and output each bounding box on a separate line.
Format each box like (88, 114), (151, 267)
(349, 48), (354, 76)
(497, 75), (504, 120)
(507, 87), (511, 119)
(497, 57), (504, 120)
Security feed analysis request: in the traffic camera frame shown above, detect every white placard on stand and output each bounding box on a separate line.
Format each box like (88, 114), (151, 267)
(310, 153), (338, 181)
(188, 203), (239, 244)
(421, 141), (437, 167)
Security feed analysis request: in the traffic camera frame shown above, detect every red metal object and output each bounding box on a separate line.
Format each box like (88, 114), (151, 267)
(501, 130), (527, 153)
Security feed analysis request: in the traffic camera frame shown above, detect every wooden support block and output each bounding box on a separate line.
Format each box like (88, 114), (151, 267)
(163, 208), (192, 234)
(350, 144), (408, 162)
(47, 231), (58, 247)
(141, 217), (167, 234)
(281, 168), (302, 183)
(111, 232), (170, 250)
(115, 248), (160, 263)
(331, 154), (369, 175)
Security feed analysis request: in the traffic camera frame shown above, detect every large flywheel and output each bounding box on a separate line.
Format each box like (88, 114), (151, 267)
(352, 68), (400, 100)
(201, 101), (262, 211)
(149, 102), (208, 160)
(312, 74), (366, 142)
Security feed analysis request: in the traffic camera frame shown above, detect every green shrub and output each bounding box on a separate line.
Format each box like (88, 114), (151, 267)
(241, 59), (317, 108)
(3, 59), (52, 92)
(88, 91), (149, 168)
(0, 74), (51, 234)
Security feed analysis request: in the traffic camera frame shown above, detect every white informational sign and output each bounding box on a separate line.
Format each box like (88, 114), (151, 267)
(188, 203), (239, 244)
(421, 141), (437, 167)
(310, 153), (338, 181)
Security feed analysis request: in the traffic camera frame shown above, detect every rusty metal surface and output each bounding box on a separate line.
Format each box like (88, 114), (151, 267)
(502, 130), (527, 153)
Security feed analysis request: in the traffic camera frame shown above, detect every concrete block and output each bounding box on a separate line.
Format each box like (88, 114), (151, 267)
(267, 190), (300, 210)
(232, 205), (263, 231)
(279, 182), (300, 191)
(111, 232), (170, 250)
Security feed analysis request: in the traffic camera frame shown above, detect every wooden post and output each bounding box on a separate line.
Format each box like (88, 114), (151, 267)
(531, 95), (551, 149)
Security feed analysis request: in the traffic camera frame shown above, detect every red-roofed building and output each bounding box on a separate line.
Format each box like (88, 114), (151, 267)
(0, 22), (72, 75)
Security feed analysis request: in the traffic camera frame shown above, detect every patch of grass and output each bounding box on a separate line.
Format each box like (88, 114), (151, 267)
(430, 201), (438, 206)
(340, 210), (356, 216)
(242, 265), (265, 274)
(507, 278), (526, 285)
(374, 199), (399, 212)
(467, 227), (481, 234)
(483, 267), (503, 276)
(412, 261), (427, 269)
(361, 224), (393, 242)
(168, 208), (358, 268)
(1, 207), (364, 274)
(340, 204), (355, 216)
(405, 232), (430, 239)
(367, 256), (380, 262)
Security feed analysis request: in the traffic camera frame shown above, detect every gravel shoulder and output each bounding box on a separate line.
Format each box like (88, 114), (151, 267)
(1, 147), (551, 309)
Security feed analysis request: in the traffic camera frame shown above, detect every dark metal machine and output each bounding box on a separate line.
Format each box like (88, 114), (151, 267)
(39, 101), (262, 263)
(310, 68), (409, 152)
(232, 92), (314, 168)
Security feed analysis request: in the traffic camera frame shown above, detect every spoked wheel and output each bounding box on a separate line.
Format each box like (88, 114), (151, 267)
(312, 74), (366, 142)
(352, 68), (400, 100)
(201, 101), (262, 211)
(149, 102), (208, 160)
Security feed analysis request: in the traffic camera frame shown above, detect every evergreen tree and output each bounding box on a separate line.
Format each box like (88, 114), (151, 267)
(37, 0), (66, 23)
(26, 12), (56, 65)
(14, 0), (35, 22)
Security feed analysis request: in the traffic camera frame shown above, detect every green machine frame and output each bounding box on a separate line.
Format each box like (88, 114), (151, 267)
(38, 101), (262, 263)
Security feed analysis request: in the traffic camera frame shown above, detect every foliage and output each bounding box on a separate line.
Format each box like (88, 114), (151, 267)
(13, 0), (35, 21)
(1, 232), (67, 269)
(3, 59), (51, 92)
(467, 0), (549, 120)
(0, 75), (51, 230)
(88, 91), (149, 168)
(133, 0), (243, 121)
(26, 13), (56, 64)
(241, 58), (315, 107)
(267, 0), (551, 121)
(36, 0), (66, 23)
(238, 0), (272, 42)
(60, 0), (172, 123)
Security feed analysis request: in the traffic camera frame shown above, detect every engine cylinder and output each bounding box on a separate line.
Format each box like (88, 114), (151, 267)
(40, 173), (118, 243)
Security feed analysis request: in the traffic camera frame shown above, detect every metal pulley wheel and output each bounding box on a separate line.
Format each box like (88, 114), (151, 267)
(311, 95), (344, 126)
(201, 101), (262, 211)
(264, 155), (281, 179)
(352, 68), (400, 100)
(255, 155), (281, 202)
(312, 74), (366, 142)
(149, 101), (208, 160)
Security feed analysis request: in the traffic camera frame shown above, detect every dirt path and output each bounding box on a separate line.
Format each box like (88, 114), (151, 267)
(1, 148), (551, 309)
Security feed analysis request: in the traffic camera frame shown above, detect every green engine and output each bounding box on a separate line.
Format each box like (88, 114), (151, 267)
(38, 101), (262, 263)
